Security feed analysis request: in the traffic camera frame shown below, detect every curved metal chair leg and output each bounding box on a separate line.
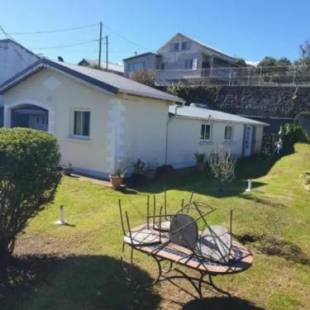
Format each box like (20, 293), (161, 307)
(152, 255), (163, 285)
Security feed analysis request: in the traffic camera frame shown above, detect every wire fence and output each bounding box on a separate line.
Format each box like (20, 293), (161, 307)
(154, 65), (310, 87)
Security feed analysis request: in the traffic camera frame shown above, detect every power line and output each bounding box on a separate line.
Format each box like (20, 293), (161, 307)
(7, 23), (98, 36)
(100, 23), (150, 51)
(32, 39), (98, 50)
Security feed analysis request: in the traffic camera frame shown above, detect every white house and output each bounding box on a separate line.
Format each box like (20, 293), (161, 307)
(0, 39), (39, 125)
(167, 104), (268, 168)
(0, 58), (183, 178)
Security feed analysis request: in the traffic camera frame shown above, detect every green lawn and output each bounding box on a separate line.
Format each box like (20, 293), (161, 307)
(3, 144), (310, 310)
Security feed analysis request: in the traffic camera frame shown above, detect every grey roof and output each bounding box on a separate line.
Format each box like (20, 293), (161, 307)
(0, 58), (184, 103)
(123, 52), (158, 61)
(78, 58), (124, 73)
(0, 39), (40, 61)
(169, 104), (268, 126)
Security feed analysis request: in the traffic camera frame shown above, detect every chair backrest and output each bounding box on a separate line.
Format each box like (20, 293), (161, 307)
(170, 214), (198, 250)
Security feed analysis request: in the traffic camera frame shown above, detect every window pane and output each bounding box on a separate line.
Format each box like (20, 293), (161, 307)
(74, 111), (82, 135)
(74, 111), (90, 137)
(83, 112), (90, 136)
(205, 125), (210, 139)
(200, 124), (205, 140)
(201, 124), (210, 140)
(225, 126), (232, 140)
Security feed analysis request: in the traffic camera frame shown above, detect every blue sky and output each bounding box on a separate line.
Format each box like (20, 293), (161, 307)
(0, 0), (309, 64)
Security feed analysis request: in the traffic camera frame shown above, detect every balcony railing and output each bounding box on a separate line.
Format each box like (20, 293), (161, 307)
(154, 66), (310, 87)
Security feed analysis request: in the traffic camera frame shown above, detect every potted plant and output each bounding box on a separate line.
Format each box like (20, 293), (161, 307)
(110, 168), (125, 189)
(131, 159), (146, 186)
(63, 162), (73, 176)
(194, 152), (205, 172)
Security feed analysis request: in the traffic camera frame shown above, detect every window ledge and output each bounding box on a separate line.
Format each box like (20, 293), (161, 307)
(199, 140), (213, 145)
(68, 135), (91, 142)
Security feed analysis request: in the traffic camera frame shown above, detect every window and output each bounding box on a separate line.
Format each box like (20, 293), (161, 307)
(185, 59), (193, 69)
(200, 124), (211, 140)
(224, 125), (233, 140)
(160, 63), (166, 70)
(73, 111), (90, 137)
(127, 62), (145, 73)
(172, 42), (179, 51)
(181, 41), (191, 50)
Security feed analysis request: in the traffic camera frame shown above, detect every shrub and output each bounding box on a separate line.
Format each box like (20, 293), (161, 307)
(132, 159), (145, 174)
(208, 149), (236, 192)
(279, 123), (309, 154)
(0, 128), (61, 266)
(131, 70), (156, 87)
(194, 152), (205, 164)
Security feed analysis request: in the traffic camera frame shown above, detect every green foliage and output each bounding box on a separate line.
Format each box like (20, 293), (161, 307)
(167, 82), (218, 105)
(132, 159), (145, 174)
(131, 70), (156, 87)
(194, 152), (205, 163)
(300, 40), (310, 59)
(0, 128), (61, 264)
(235, 58), (247, 66)
(111, 168), (126, 177)
(258, 56), (278, 67)
(280, 123), (309, 154)
(208, 149), (236, 191)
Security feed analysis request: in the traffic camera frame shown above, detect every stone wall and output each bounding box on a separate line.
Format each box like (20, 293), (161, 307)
(167, 85), (310, 118)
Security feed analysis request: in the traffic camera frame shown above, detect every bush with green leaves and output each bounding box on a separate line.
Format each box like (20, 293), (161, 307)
(0, 128), (61, 266)
(208, 149), (236, 192)
(280, 123), (309, 154)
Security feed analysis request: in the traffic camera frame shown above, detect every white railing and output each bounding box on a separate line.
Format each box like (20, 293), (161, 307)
(154, 65), (310, 86)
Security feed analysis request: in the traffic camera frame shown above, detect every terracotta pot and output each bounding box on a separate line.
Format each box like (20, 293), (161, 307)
(110, 175), (123, 189)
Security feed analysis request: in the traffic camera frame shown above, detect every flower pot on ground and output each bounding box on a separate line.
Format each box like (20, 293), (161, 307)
(194, 152), (205, 172)
(109, 168), (125, 190)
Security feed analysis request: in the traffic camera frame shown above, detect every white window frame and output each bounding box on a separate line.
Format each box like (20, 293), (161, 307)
(200, 123), (212, 141)
(71, 109), (91, 140)
(224, 125), (233, 141)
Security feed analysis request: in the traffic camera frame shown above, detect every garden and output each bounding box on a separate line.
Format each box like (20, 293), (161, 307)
(0, 127), (309, 310)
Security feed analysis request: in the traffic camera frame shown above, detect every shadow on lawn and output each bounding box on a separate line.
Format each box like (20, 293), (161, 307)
(135, 154), (280, 197)
(182, 297), (265, 310)
(1, 254), (160, 310)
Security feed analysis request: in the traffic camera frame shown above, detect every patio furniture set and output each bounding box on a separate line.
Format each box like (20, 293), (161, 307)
(119, 193), (253, 299)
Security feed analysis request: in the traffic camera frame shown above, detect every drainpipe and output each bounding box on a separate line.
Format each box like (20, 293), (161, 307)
(165, 104), (181, 164)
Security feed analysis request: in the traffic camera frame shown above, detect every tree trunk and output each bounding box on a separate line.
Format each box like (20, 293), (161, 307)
(0, 241), (11, 270)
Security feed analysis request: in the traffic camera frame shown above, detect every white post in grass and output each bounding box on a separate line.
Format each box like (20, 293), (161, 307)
(54, 205), (66, 225)
(246, 179), (252, 192)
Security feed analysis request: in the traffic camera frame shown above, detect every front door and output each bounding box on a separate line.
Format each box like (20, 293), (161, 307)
(243, 125), (253, 157)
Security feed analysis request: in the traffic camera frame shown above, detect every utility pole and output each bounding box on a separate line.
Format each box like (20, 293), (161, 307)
(105, 35), (109, 70)
(98, 22), (103, 68)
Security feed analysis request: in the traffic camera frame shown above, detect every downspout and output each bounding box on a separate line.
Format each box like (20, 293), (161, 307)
(165, 104), (180, 164)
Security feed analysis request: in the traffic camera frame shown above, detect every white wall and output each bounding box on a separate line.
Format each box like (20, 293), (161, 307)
(167, 116), (245, 168)
(120, 95), (169, 170)
(2, 68), (171, 177)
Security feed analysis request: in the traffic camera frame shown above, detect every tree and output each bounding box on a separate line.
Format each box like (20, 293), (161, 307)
(257, 56), (278, 67)
(235, 58), (247, 67)
(131, 70), (156, 87)
(277, 57), (291, 67)
(0, 128), (61, 267)
(208, 148), (236, 192)
(300, 40), (310, 59)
